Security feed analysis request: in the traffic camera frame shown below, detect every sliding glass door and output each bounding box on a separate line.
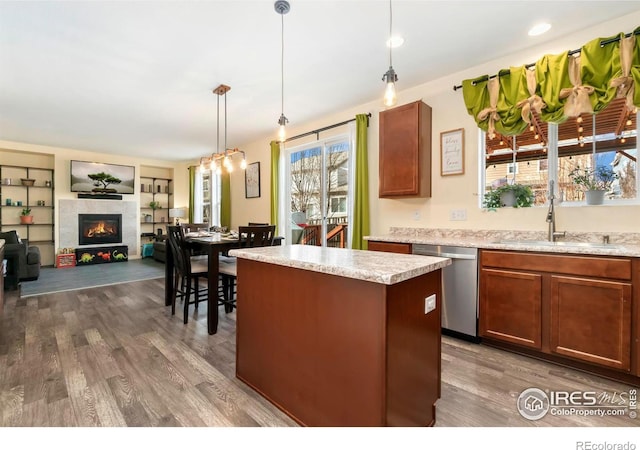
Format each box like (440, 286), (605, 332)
(283, 135), (352, 247)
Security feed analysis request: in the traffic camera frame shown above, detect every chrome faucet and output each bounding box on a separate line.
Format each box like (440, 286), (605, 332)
(546, 180), (566, 242)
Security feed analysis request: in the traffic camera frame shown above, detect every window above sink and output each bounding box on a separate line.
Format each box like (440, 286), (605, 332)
(480, 98), (639, 208)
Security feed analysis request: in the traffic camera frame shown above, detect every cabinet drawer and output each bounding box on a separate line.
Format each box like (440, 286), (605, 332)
(368, 241), (412, 254)
(481, 250), (632, 281)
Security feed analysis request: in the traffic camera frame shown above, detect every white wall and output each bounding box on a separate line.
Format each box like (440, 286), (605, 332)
(227, 11), (640, 235)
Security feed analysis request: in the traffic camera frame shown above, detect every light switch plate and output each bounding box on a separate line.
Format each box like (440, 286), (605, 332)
(425, 294), (436, 314)
(449, 209), (467, 221)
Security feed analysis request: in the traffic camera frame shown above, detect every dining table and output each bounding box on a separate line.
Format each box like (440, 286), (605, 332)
(163, 232), (282, 335)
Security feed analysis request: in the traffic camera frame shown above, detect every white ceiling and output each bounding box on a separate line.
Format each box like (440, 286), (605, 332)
(1, 1), (638, 161)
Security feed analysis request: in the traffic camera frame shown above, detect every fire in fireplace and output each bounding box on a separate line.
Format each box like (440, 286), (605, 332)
(78, 214), (122, 245)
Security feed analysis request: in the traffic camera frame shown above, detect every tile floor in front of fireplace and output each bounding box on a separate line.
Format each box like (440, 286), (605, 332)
(19, 257), (165, 297)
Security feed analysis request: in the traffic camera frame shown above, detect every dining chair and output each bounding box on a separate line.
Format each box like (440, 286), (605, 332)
(180, 223), (209, 256)
(219, 224), (276, 312)
(180, 223), (209, 232)
(167, 225), (209, 324)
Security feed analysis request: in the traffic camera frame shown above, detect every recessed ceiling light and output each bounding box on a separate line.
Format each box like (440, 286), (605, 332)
(528, 23), (551, 37)
(387, 36), (404, 48)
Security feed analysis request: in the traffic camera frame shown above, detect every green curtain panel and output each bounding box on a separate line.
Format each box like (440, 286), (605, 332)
(580, 34), (622, 113)
(220, 172), (231, 229)
(188, 166), (196, 223)
(632, 27), (640, 107)
(536, 51), (572, 124)
(270, 140), (280, 234)
(462, 77), (492, 133)
(516, 67), (547, 125)
(351, 114), (370, 250)
(496, 66), (530, 136)
(462, 69), (529, 136)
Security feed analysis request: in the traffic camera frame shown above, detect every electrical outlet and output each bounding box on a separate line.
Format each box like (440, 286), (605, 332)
(449, 209), (467, 221)
(424, 294), (436, 314)
(413, 210), (421, 221)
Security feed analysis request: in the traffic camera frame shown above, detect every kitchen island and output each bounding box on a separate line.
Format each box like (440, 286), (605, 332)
(228, 244), (450, 427)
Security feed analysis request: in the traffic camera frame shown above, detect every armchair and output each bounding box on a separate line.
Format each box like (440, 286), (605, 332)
(0, 231), (41, 290)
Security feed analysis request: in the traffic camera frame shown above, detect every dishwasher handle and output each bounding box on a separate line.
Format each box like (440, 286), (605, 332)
(415, 250), (477, 260)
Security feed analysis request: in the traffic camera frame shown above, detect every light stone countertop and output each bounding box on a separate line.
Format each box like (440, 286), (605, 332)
(365, 228), (640, 257)
(229, 244), (451, 285)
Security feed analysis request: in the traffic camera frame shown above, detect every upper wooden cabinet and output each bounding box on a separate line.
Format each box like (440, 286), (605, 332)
(379, 100), (432, 197)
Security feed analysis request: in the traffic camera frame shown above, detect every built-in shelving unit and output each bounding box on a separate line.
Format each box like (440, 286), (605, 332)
(0, 164), (55, 265)
(140, 170), (173, 238)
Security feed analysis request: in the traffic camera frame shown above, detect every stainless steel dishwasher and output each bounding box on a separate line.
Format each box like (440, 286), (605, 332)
(412, 244), (479, 341)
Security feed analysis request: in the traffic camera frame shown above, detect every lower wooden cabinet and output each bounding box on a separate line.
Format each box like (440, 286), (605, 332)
(479, 250), (635, 374)
(480, 268), (542, 349)
(550, 275), (631, 371)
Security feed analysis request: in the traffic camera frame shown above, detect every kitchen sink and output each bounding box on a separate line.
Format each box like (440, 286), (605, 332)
(494, 240), (620, 249)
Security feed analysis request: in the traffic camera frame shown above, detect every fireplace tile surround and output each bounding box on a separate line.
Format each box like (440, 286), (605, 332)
(59, 199), (138, 256)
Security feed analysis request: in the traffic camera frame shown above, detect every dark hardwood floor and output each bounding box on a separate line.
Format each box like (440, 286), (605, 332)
(0, 279), (636, 427)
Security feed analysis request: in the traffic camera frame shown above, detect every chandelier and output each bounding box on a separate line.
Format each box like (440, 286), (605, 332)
(199, 84), (246, 175)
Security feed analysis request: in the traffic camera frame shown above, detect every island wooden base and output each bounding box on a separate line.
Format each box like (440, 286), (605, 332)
(236, 259), (442, 426)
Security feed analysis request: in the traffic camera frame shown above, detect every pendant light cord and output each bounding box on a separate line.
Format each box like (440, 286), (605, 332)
(281, 11), (285, 117)
(216, 91), (220, 155)
(388, 0), (393, 67)
(224, 90), (228, 151)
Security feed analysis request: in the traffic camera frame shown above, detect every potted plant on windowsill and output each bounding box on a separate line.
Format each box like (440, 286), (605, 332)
(20, 207), (33, 224)
(568, 165), (618, 205)
(483, 183), (534, 210)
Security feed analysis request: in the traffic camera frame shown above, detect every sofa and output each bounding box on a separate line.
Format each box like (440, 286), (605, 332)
(0, 230), (41, 290)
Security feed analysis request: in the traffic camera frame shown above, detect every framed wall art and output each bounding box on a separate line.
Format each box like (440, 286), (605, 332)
(440, 128), (465, 176)
(70, 160), (135, 194)
(245, 162), (261, 198)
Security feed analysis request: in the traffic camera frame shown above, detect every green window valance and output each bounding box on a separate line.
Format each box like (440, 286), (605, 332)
(462, 27), (640, 135)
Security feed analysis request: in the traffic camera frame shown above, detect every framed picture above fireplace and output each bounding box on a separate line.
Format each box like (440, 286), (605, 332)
(70, 160), (135, 194)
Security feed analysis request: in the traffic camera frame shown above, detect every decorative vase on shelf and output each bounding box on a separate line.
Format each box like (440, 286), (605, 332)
(585, 189), (605, 205)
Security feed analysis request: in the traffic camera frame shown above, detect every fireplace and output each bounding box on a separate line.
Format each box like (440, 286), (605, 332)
(78, 214), (122, 245)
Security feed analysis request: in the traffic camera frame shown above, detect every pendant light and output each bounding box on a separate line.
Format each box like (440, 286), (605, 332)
(198, 84), (246, 174)
(382, 0), (398, 107)
(275, 0), (290, 142)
